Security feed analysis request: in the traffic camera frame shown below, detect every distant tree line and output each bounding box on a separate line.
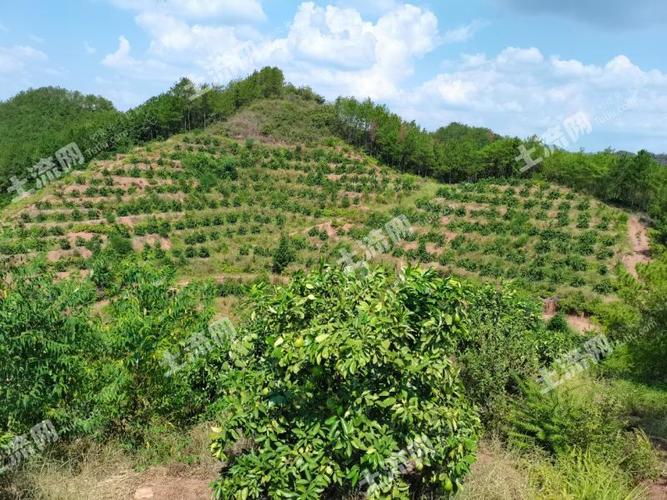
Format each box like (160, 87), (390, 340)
(0, 67), (321, 206)
(0, 88), (121, 201)
(2, 66), (665, 237)
(331, 96), (667, 238)
(334, 97), (516, 181)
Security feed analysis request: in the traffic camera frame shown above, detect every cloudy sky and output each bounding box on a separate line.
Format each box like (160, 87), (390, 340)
(1, 0), (666, 152)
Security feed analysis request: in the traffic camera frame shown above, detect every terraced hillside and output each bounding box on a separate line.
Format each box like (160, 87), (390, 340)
(0, 101), (633, 306)
(2, 96), (665, 500)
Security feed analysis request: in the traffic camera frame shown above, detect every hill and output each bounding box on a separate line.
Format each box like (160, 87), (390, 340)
(1, 70), (665, 499)
(0, 99), (632, 306)
(0, 87), (120, 198)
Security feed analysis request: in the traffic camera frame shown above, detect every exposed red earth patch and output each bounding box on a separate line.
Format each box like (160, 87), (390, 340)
(622, 216), (651, 278)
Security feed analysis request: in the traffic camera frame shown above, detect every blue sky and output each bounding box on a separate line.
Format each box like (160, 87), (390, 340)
(1, 0), (666, 152)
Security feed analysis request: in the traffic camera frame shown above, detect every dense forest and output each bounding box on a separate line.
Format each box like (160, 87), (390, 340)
(1, 67), (665, 499)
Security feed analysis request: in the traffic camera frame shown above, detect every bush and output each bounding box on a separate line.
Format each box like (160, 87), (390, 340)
(108, 233), (133, 255)
(547, 313), (569, 332)
(506, 378), (660, 491)
(0, 266), (99, 435)
(457, 286), (574, 425)
(210, 267), (480, 499)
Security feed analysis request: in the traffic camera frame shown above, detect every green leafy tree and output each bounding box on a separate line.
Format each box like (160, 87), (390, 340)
(0, 264), (99, 434)
(210, 266), (480, 499)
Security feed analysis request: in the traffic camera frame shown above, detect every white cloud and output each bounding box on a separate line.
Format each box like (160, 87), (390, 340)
(496, 46), (544, 65)
(0, 23), (7, 33)
(398, 48), (667, 151)
(0, 45), (47, 75)
(105, 2), (441, 101)
(98, 2), (667, 150)
(334, 0), (400, 16)
(284, 3), (376, 69)
(102, 36), (133, 68)
(280, 2), (439, 99)
(441, 20), (487, 44)
(101, 35), (179, 81)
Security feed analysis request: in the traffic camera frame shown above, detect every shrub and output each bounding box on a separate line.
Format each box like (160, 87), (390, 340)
(457, 286), (574, 425)
(0, 266), (99, 434)
(210, 267), (480, 499)
(506, 379), (659, 487)
(271, 234), (295, 274)
(547, 313), (569, 332)
(108, 233), (133, 255)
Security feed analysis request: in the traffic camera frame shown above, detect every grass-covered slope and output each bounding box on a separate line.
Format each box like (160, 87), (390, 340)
(0, 99), (633, 305)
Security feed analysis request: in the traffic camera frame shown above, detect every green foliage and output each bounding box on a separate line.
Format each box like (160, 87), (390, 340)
(506, 379), (659, 484)
(108, 233), (133, 256)
(433, 122), (498, 150)
(0, 264), (99, 434)
(181, 152), (238, 189)
(456, 286), (576, 425)
(94, 255), (218, 437)
(1, 65), (665, 498)
(528, 447), (649, 500)
(547, 313), (569, 332)
(271, 234), (295, 274)
(227, 98), (336, 144)
(334, 97), (438, 177)
(0, 67), (315, 206)
(0, 87), (120, 200)
(540, 149), (667, 234)
(210, 267), (480, 499)
(0, 253), (219, 444)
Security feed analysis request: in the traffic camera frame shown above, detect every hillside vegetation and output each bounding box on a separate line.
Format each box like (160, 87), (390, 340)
(0, 99), (632, 305)
(0, 68), (665, 499)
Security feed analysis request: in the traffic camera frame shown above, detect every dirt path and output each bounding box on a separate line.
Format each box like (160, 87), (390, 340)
(622, 216), (651, 278)
(99, 463), (218, 500)
(646, 437), (667, 500)
(564, 314), (598, 333)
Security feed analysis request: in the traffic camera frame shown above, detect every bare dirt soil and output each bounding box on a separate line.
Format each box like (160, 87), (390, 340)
(91, 463), (218, 500)
(622, 216), (651, 278)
